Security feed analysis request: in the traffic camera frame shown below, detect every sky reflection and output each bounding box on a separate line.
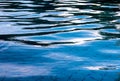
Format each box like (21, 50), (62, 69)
(0, 0), (120, 81)
(0, 63), (52, 77)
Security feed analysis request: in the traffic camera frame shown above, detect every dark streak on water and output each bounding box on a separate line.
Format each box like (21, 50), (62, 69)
(0, 0), (120, 81)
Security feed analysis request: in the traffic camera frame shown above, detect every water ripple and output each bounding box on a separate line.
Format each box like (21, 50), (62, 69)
(0, 0), (120, 80)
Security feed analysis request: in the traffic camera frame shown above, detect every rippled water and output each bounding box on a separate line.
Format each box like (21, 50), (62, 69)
(0, 0), (120, 81)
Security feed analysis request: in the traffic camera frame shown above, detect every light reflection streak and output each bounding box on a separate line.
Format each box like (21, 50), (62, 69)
(67, 31), (102, 45)
(99, 49), (120, 54)
(84, 65), (120, 70)
(43, 53), (86, 61)
(0, 63), (52, 77)
(85, 66), (103, 70)
(116, 12), (120, 16)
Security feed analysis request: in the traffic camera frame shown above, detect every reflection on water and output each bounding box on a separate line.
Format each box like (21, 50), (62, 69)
(0, 0), (120, 81)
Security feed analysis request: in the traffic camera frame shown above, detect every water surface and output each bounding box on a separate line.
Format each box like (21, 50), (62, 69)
(0, 0), (120, 81)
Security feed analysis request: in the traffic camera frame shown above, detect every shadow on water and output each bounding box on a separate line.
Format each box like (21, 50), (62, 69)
(0, 0), (120, 81)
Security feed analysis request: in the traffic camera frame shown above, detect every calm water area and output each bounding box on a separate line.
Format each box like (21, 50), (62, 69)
(0, 0), (120, 81)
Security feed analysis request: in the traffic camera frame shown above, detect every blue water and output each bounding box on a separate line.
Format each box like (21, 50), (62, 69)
(0, 0), (120, 81)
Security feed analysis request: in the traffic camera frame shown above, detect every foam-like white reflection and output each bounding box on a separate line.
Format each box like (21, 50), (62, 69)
(85, 65), (119, 70)
(116, 24), (120, 30)
(85, 66), (103, 70)
(0, 63), (52, 77)
(116, 11), (120, 16)
(67, 30), (102, 45)
(68, 38), (96, 45)
(80, 9), (102, 14)
(57, 12), (73, 17)
(71, 18), (99, 24)
(55, 7), (80, 12)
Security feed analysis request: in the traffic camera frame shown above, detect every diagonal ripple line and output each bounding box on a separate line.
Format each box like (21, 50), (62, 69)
(6, 39), (75, 46)
(0, 41), (12, 52)
(0, 26), (106, 40)
(0, 28), (81, 39)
